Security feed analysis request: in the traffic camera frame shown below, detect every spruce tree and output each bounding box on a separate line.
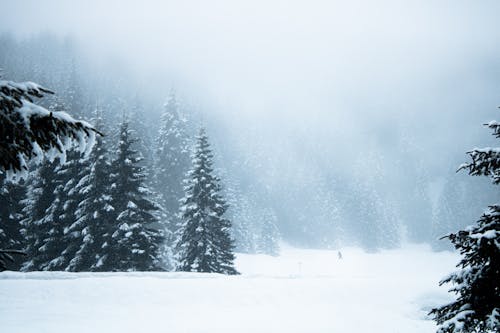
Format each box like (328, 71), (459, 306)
(33, 151), (83, 271)
(67, 111), (114, 271)
(0, 175), (25, 270)
(21, 160), (59, 271)
(430, 119), (500, 333)
(176, 128), (238, 275)
(104, 120), (163, 271)
(154, 92), (190, 218)
(0, 78), (98, 176)
(255, 208), (280, 256)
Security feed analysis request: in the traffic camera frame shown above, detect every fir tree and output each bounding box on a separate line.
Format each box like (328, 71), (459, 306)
(430, 119), (500, 333)
(154, 92), (190, 218)
(176, 129), (238, 275)
(32, 151), (83, 271)
(0, 175), (25, 270)
(255, 208), (280, 256)
(67, 111), (114, 272)
(104, 120), (163, 271)
(21, 160), (59, 271)
(0, 78), (98, 176)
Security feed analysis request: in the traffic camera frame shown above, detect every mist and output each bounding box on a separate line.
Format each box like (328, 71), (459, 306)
(1, 0), (500, 248)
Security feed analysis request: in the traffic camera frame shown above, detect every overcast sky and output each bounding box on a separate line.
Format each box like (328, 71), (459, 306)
(1, 0), (500, 174)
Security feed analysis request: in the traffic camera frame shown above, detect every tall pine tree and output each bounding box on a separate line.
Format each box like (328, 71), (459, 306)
(430, 118), (500, 333)
(67, 110), (114, 271)
(104, 120), (164, 271)
(21, 160), (59, 271)
(154, 92), (190, 218)
(176, 128), (238, 275)
(0, 175), (25, 270)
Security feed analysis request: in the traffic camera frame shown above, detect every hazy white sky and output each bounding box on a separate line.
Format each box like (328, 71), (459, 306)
(1, 0), (500, 163)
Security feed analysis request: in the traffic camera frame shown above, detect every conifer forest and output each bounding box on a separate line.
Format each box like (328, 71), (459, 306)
(0, 1), (498, 333)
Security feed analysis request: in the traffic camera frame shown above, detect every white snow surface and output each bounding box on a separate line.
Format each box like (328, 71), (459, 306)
(0, 244), (457, 333)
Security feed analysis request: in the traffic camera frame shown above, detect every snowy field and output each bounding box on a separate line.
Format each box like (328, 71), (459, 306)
(0, 244), (458, 333)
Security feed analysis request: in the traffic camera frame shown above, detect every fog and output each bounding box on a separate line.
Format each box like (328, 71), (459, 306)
(1, 0), (500, 249)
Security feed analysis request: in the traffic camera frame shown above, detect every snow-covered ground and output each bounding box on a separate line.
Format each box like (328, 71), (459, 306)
(0, 244), (457, 333)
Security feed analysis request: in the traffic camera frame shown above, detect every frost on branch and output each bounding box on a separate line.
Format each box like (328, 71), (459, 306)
(431, 115), (500, 333)
(458, 120), (500, 184)
(0, 79), (99, 179)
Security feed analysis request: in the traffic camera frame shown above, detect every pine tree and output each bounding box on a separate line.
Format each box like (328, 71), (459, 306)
(21, 160), (59, 271)
(176, 129), (238, 274)
(430, 119), (500, 333)
(154, 92), (190, 218)
(255, 208), (280, 256)
(0, 175), (25, 270)
(104, 120), (163, 271)
(40, 152), (84, 270)
(67, 111), (114, 271)
(0, 78), (97, 177)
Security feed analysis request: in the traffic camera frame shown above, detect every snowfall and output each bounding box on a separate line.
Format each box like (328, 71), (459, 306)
(0, 244), (458, 333)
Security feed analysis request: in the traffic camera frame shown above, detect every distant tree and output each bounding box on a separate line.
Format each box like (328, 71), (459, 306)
(153, 92), (190, 219)
(255, 208), (280, 256)
(176, 129), (238, 274)
(0, 79), (98, 177)
(104, 120), (164, 271)
(432, 177), (467, 251)
(430, 119), (500, 333)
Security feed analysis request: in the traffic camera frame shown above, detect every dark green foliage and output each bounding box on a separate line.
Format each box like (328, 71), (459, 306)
(430, 119), (500, 333)
(21, 160), (59, 271)
(67, 114), (114, 271)
(176, 129), (238, 275)
(0, 175), (25, 270)
(0, 79), (98, 175)
(103, 120), (164, 271)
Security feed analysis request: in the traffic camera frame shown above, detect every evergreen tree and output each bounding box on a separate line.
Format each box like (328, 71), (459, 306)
(67, 111), (114, 271)
(0, 175), (25, 270)
(0, 78), (97, 176)
(432, 176), (466, 251)
(255, 208), (280, 256)
(154, 92), (190, 218)
(39, 152), (83, 270)
(104, 120), (163, 271)
(176, 128), (238, 274)
(430, 119), (500, 333)
(21, 160), (58, 271)
(21, 100), (89, 271)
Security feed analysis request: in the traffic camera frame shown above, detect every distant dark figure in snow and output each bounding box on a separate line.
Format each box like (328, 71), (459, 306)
(338, 251), (343, 260)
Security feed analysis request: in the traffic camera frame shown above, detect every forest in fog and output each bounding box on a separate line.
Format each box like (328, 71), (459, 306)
(0, 32), (498, 269)
(0, 2), (499, 333)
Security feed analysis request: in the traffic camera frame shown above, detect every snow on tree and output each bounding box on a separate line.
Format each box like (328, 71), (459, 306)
(349, 150), (401, 251)
(255, 208), (280, 256)
(0, 78), (98, 178)
(65, 111), (113, 271)
(153, 92), (190, 219)
(430, 119), (500, 333)
(0, 175), (25, 270)
(20, 160), (59, 271)
(224, 183), (255, 254)
(176, 128), (238, 275)
(38, 151), (84, 271)
(104, 120), (164, 271)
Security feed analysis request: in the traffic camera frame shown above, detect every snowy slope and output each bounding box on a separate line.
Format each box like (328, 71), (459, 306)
(0, 244), (457, 333)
